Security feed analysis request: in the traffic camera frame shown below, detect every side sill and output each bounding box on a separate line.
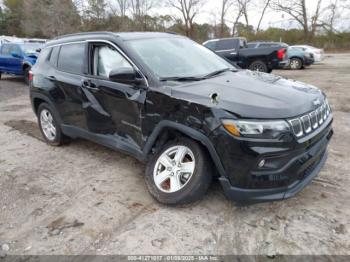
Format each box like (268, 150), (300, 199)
(61, 125), (144, 161)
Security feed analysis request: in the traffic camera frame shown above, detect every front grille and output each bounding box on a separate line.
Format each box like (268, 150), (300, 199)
(288, 100), (331, 138)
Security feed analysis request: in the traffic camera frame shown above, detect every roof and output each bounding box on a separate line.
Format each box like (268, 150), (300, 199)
(204, 37), (246, 43)
(1, 42), (42, 46)
(46, 31), (182, 47)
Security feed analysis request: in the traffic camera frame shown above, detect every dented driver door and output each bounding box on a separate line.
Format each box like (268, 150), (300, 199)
(80, 42), (147, 148)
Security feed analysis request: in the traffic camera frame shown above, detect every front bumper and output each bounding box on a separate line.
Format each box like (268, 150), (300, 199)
(211, 119), (333, 204)
(219, 150), (328, 204)
(304, 56), (315, 65)
(279, 59), (290, 67)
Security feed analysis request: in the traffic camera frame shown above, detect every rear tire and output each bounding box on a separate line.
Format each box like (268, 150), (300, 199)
(145, 137), (212, 205)
(37, 103), (69, 146)
(289, 58), (303, 70)
(24, 67), (30, 85)
(249, 60), (268, 73)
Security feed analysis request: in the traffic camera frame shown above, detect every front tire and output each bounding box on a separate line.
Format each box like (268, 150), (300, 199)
(145, 137), (212, 205)
(249, 60), (268, 73)
(37, 103), (68, 146)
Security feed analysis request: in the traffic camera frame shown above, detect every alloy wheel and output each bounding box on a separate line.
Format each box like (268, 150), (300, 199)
(153, 145), (195, 193)
(290, 59), (301, 69)
(40, 109), (56, 141)
(252, 64), (265, 72)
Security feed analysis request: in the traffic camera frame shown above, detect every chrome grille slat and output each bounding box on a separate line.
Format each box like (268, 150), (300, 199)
(301, 115), (312, 133)
(309, 111), (318, 129)
(288, 100), (331, 138)
(289, 119), (303, 137)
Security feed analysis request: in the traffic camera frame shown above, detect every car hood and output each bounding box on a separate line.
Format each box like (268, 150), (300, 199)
(167, 70), (324, 119)
(24, 55), (38, 64)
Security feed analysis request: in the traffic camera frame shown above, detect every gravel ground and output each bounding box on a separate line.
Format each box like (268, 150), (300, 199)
(0, 53), (349, 256)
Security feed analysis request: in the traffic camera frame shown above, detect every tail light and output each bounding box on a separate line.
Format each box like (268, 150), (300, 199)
(277, 48), (286, 60)
(29, 70), (33, 81)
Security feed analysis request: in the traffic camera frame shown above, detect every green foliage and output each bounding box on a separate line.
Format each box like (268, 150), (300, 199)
(242, 27), (350, 49)
(0, 7), (7, 35)
(235, 22), (255, 38)
(2, 0), (24, 36)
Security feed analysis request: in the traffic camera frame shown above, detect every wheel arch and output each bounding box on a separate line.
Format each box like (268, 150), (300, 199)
(142, 120), (226, 178)
(22, 62), (32, 71)
(31, 93), (61, 120)
(247, 57), (268, 65)
(289, 56), (304, 64)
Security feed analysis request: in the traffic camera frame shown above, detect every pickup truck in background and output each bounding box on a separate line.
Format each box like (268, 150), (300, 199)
(0, 42), (42, 84)
(203, 37), (288, 73)
(248, 41), (314, 70)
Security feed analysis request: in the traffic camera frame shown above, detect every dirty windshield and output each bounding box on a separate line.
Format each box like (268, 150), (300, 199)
(128, 37), (235, 79)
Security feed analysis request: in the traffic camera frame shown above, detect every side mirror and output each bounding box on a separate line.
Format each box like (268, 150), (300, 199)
(109, 67), (142, 85)
(11, 51), (22, 58)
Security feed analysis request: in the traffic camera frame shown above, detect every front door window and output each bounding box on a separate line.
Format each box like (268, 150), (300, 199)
(93, 45), (132, 78)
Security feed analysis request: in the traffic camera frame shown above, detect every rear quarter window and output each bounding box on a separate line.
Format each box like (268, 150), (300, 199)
(35, 48), (52, 67)
(49, 46), (60, 67)
(57, 43), (85, 74)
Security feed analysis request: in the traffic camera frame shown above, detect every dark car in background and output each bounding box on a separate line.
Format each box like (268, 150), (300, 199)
(248, 41), (315, 70)
(30, 32), (333, 205)
(203, 37), (288, 73)
(0, 42), (42, 84)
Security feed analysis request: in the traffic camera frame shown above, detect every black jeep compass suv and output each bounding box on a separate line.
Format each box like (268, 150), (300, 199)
(29, 32), (333, 205)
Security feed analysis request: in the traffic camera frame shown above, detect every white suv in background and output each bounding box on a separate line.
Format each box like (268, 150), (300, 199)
(290, 45), (325, 63)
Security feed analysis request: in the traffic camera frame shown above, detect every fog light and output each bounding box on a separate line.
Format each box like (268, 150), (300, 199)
(258, 159), (265, 168)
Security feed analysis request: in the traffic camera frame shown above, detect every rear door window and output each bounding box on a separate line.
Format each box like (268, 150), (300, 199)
(216, 39), (234, 51)
(259, 43), (272, 48)
(58, 43), (85, 74)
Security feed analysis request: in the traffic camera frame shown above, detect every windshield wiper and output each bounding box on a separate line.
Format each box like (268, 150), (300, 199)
(159, 76), (205, 82)
(203, 68), (236, 79)
(159, 68), (237, 82)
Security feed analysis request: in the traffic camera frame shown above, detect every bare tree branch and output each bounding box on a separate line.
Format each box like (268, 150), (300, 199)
(168, 0), (206, 37)
(256, 0), (271, 32)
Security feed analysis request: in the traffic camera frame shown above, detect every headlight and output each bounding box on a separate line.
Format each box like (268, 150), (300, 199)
(222, 119), (290, 139)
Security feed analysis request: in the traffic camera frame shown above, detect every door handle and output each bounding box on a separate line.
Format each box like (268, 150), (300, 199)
(46, 76), (56, 81)
(85, 85), (99, 92)
(82, 79), (99, 92)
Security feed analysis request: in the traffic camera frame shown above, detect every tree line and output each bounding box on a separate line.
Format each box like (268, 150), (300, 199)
(0, 0), (350, 49)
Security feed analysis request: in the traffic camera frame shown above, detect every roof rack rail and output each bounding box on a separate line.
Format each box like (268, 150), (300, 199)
(53, 31), (116, 40)
(166, 31), (179, 35)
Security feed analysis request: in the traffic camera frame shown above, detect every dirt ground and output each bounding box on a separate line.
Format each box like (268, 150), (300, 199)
(0, 53), (349, 256)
